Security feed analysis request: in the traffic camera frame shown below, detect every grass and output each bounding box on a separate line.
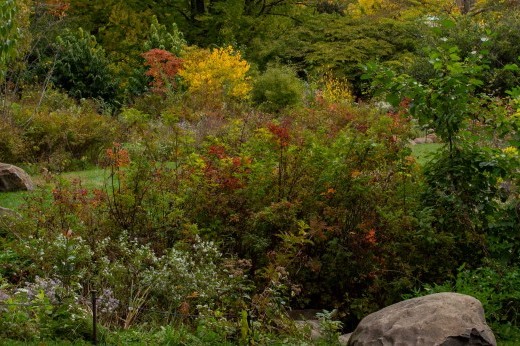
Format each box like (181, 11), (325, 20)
(411, 143), (443, 166)
(0, 161), (176, 211)
(0, 167), (105, 211)
(61, 167), (106, 189)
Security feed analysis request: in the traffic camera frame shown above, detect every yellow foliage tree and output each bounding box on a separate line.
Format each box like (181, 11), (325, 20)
(178, 46), (252, 105)
(347, 0), (464, 18)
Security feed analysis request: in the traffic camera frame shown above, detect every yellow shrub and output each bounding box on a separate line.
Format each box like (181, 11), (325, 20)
(348, 0), (462, 18)
(179, 46), (252, 104)
(318, 72), (354, 105)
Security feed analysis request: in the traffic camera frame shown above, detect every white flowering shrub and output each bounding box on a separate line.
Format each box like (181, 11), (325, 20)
(22, 233), (94, 285)
(88, 233), (250, 327)
(143, 236), (227, 310)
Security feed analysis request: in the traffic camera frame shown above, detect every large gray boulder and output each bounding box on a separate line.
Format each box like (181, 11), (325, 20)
(348, 292), (496, 346)
(0, 163), (34, 192)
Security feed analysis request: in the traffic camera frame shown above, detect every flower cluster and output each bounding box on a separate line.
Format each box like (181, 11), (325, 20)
(17, 276), (64, 305)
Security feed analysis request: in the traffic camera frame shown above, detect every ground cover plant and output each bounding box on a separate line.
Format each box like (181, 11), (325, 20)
(1, 0), (520, 344)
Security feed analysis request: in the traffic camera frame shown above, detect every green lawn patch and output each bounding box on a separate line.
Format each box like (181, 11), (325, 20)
(0, 168), (105, 210)
(61, 167), (106, 190)
(411, 143), (443, 166)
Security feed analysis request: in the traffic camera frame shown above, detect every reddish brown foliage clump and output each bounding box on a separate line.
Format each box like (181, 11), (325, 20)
(45, 0), (70, 18)
(142, 49), (183, 93)
(204, 145), (251, 190)
(267, 121), (291, 147)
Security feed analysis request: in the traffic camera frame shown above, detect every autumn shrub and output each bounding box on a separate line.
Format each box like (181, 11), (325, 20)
(118, 107), (190, 164)
(314, 71), (354, 106)
(131, 92), (173, 118)
(142, 49), (183, 94)
(176, 103), (448, 327)
(0, 120), (26, 163)
(119, 107), (153, 146)
(0, 146), (253, 333)
(7, 91), (118, 170)
(179, 46), (252, 109)
(251, 65), (304, 112)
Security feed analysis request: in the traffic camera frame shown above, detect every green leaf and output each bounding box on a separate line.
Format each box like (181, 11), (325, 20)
(440, 19), (456, 28)
(469, 78), (483, 86)
(386, 93), (400, 107)
(503, 64), (520, 72)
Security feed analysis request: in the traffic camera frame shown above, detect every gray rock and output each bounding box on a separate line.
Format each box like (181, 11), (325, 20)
(292, 309), (347, 343)
(0, 163), (34, 192)
(339, 333), (353, 345)
(348, 292), (496, 346)
(295, 319), (322, 340)
(410, 133), (438, 145)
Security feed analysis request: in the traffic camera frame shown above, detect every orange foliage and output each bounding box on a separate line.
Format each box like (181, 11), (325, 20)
(142, 49), (183, 94)
(45, 0), (70, 18)
(365, 228), (377, 245)
(103, 143), (130, 168)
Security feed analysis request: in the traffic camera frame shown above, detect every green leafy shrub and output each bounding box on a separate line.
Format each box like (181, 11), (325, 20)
(3, 89), (118, 170)
(421, 15), (520, 96)
(144, 16), (186, 55)
(53, 28), (119, 105)
(0, 0), (21, 80)
(421, 144), (506, 268)
(366, 42), (488, 149)
(252, 65), (304, 112)
(316, 310), (343, 345)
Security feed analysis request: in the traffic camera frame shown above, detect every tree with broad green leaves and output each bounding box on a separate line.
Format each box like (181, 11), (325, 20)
(364, 41), (488, 151)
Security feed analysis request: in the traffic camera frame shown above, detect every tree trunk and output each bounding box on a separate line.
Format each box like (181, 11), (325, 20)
(190, 0), (205, 18)
(456, 0), (475, 14)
